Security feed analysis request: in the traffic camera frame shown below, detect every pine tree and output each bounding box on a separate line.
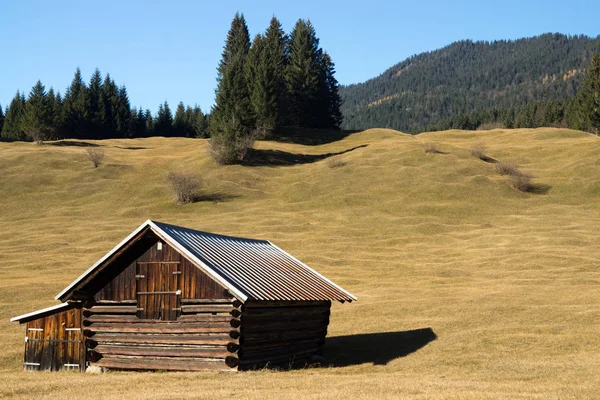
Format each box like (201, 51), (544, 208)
(574, 52), (600, 134)
(263, 16), (288, 128)
(317, 52), (342, 129)
(88, 68), (104, 137)
(173, 102), (187, 137)
(209, 12), (254, 163)
(134, 107), (147, 137)
(52, 91), (64, 137)
(1, 91), (27, 141)
(183, 106), (195, 137)
(504, 105), (515, 128)
(193, 106), (207, 138)
(116, 86), (132, 137)
(247, 33), (278, 136)
(155, 101), (173, 136)
(0, 104), (4, 137)
(22, 80), (53, 144)
(63, 68), (88, 138)
(145, 109), (154, 135)
(285, 19), (322, 128)
(100, 73), (119, 137)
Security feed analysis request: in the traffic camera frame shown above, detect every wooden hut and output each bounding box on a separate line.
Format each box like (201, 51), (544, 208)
(11, 220), (356, 372)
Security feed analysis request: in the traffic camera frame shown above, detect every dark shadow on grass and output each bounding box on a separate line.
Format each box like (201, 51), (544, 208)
(239, 144), (368, 167)
(114, 146), (149, 150)
(272, 127), (361, 146)
(426, 149), (449, 155)
(526, 183), (552, 195)
(49, 140), (100, 147)
(324, 328), (437, 367)
(192, 192), (239, 203)
(479, 155), (497, 163)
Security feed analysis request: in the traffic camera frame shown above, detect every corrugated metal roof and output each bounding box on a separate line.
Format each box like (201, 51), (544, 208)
(152, 221), (356, 302)
(55, 220), (356, 303)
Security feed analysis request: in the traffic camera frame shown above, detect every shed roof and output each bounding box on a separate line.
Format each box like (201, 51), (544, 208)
(56, 220), (356, 303)
(10, 302), (77, 323)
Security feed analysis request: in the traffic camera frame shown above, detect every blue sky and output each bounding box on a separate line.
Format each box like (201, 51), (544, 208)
(1, 0), (599, 113)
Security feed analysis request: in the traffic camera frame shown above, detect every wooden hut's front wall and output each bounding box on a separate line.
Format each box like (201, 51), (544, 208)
(84, 239), (241, 371)
(23, 306), (84, 371)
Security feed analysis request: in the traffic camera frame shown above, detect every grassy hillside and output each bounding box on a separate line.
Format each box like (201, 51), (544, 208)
(1, 128), (599, 399)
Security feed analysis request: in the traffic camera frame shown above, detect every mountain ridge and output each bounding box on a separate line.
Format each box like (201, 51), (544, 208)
(340, 33), (600, 132)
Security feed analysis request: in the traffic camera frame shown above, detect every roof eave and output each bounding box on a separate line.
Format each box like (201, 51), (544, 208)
(267, 241), (358, 302)
(10, 302), (79, 324)
(54, 219), (154, 301)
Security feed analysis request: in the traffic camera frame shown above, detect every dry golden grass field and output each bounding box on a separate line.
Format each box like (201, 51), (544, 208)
(0, 128), (599, 399)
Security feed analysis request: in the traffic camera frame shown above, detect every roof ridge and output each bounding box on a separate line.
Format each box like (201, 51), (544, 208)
(151, 220), (270, 243)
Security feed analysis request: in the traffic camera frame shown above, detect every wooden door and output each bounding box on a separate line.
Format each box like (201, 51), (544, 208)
(136, 262), (181, 320)
(23, 308), (84, 371)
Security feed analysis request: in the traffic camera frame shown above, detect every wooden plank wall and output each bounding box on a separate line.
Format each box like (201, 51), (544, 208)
(23, 307), (84, 371)
(94, 240), (229, 301)
(84, 300), (242, 371)
(231, 301), (331, 370)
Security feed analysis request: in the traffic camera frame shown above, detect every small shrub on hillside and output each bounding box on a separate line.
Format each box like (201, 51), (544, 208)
(510, 174), (531, 192)
(85, 148), (105, 168)
(470, 143), (487, 159)
(495, 162), (527, 177)
(423, 142), (439, 154)
(166, 172), (202, 204)
(326, 157), (346, 168)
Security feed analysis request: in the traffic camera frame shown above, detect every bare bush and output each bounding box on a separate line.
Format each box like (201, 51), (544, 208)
(166, 172), (202, 204)
(495, 162), (527, 177)
(510, 174), (531, 192)
(326, 157), (346, 168)
(423, 142), (439, 154)
(85, 148), (105, 168)
(470, 143), (487, 159)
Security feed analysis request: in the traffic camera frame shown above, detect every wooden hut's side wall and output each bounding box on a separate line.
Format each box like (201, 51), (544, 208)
(233, 301), (331, 370)
(85, 240), (240, 371)
(23, 306), (84, 371)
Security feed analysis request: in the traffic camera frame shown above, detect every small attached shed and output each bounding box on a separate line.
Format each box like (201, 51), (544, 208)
(11, 220), (355, 372)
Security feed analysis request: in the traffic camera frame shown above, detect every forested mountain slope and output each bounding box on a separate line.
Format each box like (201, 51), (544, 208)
(340, 33), (600, 132)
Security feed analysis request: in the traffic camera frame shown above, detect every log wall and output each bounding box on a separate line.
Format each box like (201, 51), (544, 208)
(23, 306), (85, 371)
(84, 300), (241, 371)
(229, 301), (331, 370)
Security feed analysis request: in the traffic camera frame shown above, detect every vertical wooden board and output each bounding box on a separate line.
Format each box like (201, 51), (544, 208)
(76, 308), (85, 370)
(55, 312), (65, 371)
(40, 316), (54, 371)
(34, 317), (45, 371)
(65, 309), (73, 366)
(136, 263), (146, 319)
(127, 261), (136, 299)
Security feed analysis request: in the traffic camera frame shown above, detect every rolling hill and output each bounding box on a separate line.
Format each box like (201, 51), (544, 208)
(0, 128), (599, 399)
(340, 33), (600, 132)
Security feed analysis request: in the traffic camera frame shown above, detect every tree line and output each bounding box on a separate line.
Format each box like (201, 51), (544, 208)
(208, 14), (342, 164)
(0, 69), (207, 143)
(0, 68), (207, 143)
(0, 13), (343, 156)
